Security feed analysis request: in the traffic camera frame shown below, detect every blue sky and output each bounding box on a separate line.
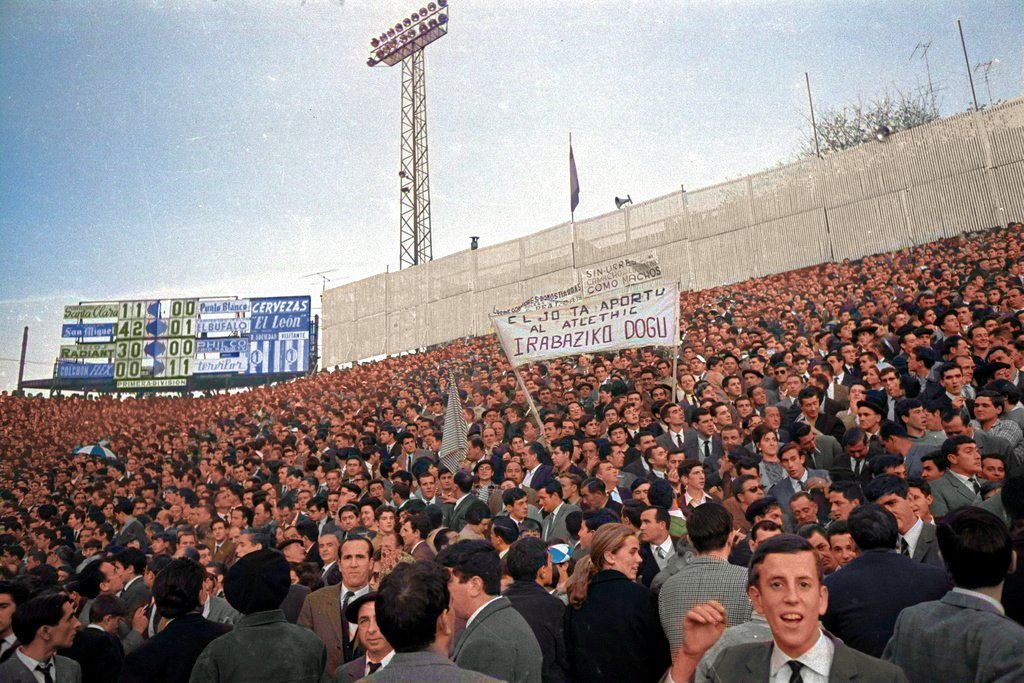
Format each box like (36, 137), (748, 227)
(1, 0), (1021, 391)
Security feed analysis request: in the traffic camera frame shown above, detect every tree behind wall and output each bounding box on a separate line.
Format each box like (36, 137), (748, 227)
(801, 88), (940, 158)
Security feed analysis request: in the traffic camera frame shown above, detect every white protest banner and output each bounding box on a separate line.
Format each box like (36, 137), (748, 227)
(578, 251), (662, 298)
(491, 283), (678, 367)
(493, 282), (582, 315)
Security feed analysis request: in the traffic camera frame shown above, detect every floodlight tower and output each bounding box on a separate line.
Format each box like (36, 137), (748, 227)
(368, 1), (449, 269)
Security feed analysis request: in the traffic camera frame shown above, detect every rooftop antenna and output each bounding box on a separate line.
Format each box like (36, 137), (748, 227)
(910, 41), (938, 114)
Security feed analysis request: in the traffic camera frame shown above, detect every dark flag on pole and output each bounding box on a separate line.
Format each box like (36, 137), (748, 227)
(570, 139), (580, 215)
(438, 370), (468, 474)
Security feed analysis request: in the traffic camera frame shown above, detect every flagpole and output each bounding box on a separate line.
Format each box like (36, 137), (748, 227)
(512, 364), (545, 435)
(569, 132), (577, 271)
(569, 132), (574, 225)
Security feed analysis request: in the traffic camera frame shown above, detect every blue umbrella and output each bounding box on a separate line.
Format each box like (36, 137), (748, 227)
(74, 444), (118, 460)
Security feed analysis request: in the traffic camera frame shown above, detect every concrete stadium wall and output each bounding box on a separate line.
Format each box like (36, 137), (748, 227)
(322, 97), (1024, 366)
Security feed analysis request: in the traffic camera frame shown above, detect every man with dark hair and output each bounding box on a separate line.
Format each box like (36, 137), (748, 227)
(827, 482), (863, 522)
(190, 550), (327, 683)
(884, 507), (1024, 681)
(503, 538), (568, 683)
(0, 581), (28, 662)
(675, 535), (906, 681)
(880, 420), (934, 480)
(118, 558), (232, 683)
(537, 481), (579, 544)
(334, 593), (394, 683)
(112, 548), (150, 613)
(637, 505), (674, 588)
(445, 472), (477, 533)
(60, 593), (125, 682)
(0, 592), (82, 682)
(929, 435), (984, 517)
(370, 561), (501, 682)
(113, 502), (149, 551)
(400, 514), (435, 562)
(864, 475), (942, 567)
(658, 503), (751, 651)
(436, 540), (542, 683)
(298, 536), (374, 672)
(822, 504), (948, 658)
(488, 517), (520, 559)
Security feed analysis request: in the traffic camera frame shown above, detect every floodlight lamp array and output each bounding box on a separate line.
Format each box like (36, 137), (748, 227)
(367, 0), (448, 67)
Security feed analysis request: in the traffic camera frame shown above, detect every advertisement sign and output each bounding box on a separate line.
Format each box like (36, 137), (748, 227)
(62, 323), (115, 339)
(56, 362), (115, 379)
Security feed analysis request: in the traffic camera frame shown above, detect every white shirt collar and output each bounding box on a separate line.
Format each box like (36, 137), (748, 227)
(902, 516), (924, 555)
(15, 649), (52, 676)
(684, 491), (710, 507)
(947, 469), (978, 490)
(951, 587), (1006, 615)
(653, 537), (674, 557)
(365, 650), (395, 675)
(340, 584), (371, 603)
(769, 630), (834, 680)
(466, 596), (503, 630)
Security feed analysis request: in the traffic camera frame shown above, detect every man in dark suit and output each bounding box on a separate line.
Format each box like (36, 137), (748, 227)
(334, 593), (394, 683)
(367, 561), (502, 682)
(437, 540), (542, 683)
(112, 502), (149, 552)
(884, 506), (1024, 682)
(788, 387), (847, 442)
(669, 535), (906, 683)
(823, 504), (949, 658)
(118, 559), (231, 683)
(0, 581), (27, 663)
(864, 475), (944, 568)
(0, 592), (83, 683)
(502, 538), (569, 683)
(61, 594), (125, 682)
(831, 428), (874, 483)
(445, 472), (477, 533)
(113, 548), (151, 613)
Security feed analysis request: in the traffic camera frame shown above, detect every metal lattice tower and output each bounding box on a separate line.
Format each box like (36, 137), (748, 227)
(368, 2), (449, 269)
(399, 50), (432, 266)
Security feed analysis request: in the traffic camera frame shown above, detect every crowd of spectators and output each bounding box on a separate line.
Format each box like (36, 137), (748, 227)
(0, 222), (1023, 682)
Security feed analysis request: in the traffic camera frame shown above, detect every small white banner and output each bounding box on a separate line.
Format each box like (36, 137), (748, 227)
(491, 283), (678, 366)
(578, 251), (662, 298)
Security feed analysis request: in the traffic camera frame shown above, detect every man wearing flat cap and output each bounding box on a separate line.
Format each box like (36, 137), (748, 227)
(334, 593), (393, 683)
(188, 549), (327, 683)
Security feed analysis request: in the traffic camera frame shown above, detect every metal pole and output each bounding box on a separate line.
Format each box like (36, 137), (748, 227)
(511, 364), (545, 435)
(805, 72), (822, 158)
(16, 326), (28, 395)
(958, 19), (980, 111)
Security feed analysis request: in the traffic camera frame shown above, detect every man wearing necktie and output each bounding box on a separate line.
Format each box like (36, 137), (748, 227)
(667, 535), (907, 682)
(0, 592), (82, 683)
(926, 435), (985, 519)
(333, 593), (395, 683)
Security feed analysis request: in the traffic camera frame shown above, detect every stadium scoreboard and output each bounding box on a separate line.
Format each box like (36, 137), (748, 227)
(57, 295), (311, 389)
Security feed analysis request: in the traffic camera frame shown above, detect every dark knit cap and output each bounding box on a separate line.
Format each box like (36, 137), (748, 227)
(224, 549), (291, 614)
